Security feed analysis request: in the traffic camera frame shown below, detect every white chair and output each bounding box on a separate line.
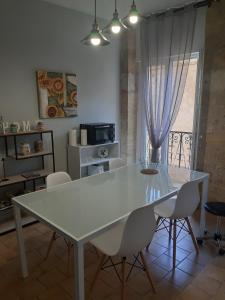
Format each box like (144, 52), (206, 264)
(45, 172), (72, 263)
(147, 179), (200, 268)
(89, 205), (157, 300)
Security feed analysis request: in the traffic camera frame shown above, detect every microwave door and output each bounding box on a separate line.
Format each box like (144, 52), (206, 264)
(95, 127), (109, 143)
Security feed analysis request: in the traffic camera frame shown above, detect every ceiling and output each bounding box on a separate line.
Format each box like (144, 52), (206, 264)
(40, 0), (191, 20)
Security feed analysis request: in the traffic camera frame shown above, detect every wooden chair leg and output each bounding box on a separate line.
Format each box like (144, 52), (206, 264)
(140, 251), (156, 294)
(173, 219), (177, 269)
(146, 216), (161, 251)
(121, 257), (126, 300)
(45, 231), (57, 260)
(156, 216), (161, 226)
(185, 217), (199, 254)
(93, 246), (100, 257)
(90, 254), (106, 292)
(169, 220), (173, 240)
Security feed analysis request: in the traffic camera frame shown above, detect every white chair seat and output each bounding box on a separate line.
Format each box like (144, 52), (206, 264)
(154, 196), (177, 218)
(150, 179), (201, 269)
(89, 205), (157, 298)
(91, 222), (125, 257)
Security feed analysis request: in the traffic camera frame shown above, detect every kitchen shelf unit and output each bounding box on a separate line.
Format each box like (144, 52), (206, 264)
(0, 129), (55, 234)
(68, 141), (120, 179)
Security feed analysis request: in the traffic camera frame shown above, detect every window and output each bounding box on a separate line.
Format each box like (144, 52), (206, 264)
(145, 54), (199, 168)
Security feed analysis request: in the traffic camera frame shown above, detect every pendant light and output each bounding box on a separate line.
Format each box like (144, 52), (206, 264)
(81, 0), (110, 46)
(110, 0), (127, 34)
(128, 0), (139, 24)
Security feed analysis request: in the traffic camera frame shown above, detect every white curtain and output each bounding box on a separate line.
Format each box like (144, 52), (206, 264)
(137, 5), (206, 164)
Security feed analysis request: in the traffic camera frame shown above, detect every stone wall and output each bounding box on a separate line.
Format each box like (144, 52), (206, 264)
(120, 30), (137, 164)
(197, 1), (225, 201)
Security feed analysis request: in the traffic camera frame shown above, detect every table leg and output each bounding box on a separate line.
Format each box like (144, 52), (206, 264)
(74, 242), (85, 300)
(199, 176), (209, 237)
(13, 205), (28, 278)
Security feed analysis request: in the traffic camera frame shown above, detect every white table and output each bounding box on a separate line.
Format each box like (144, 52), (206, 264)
(12, 164), (208, 300)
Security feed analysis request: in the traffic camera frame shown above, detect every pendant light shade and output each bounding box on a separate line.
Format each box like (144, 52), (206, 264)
(128, 0), (139, 24)
(109, 0), (127, 34)
(81, 0), (110, 46)
(82, 23), (110, 46)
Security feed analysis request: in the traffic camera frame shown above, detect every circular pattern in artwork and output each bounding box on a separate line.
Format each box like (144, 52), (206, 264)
(47, 105), (58, 118)
(97, 147), (109, 158)
(52, 78), (64, 93)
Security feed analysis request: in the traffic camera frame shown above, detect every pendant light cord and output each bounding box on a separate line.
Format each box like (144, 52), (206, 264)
(115, 0), (118, 12)
(94, 0), (97, 23)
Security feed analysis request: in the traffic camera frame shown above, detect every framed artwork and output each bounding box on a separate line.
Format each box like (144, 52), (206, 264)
(36, 71), (78, 118)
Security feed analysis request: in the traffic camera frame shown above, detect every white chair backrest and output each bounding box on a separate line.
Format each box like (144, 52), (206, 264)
(118, 205), (156, 256)
(173, 179), (200, 218)
(46, 172), (72, 188)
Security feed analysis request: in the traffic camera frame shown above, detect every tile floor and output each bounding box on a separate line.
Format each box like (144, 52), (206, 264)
(0, 211), (223, 300)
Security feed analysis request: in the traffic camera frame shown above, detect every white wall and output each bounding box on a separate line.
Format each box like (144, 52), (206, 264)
(0, 0), (120, 172)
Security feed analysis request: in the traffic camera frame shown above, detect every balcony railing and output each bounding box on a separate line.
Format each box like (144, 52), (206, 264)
(145, 131), (193, 169)
(168, 131), (192, 169)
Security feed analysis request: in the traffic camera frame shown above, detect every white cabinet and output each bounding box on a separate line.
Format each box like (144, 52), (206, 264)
(67, 142), (120, 179)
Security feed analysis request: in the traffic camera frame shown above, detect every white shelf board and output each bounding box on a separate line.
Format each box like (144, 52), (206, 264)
(69, 141), (119, 149)
(81, 157), (116, 167)
(0, 215), (37, 235)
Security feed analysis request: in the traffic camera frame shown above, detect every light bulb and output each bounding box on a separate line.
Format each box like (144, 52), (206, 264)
(128, 2), (139, 25)
(129, 15), (138, 24)
(91, 37), (101, 46)
(111, 25), (121, 34)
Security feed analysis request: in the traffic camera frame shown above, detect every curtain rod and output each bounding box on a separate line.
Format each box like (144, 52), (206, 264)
(145, 0), (219, 18)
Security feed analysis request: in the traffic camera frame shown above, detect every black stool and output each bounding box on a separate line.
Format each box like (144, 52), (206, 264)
(202, 202), (225, 255)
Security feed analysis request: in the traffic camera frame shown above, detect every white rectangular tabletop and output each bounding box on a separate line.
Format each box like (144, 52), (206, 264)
(12, 164), (208, 243)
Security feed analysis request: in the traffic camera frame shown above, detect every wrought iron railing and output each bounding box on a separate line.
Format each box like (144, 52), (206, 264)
(145, 131), (193, 169)
(168, 131), (192, 169)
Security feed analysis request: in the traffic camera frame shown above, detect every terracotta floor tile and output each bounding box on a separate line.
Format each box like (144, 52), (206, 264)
(153, 235), (174, 249)
(141, 248), (158, 263)
(108, 286), (143, 300)
(34, 223), (52, 235)
(177, 237), (196, 252)
(212, 284), (225, 300)
(1, 235), (18, 252)
(177, 257), (204, 276)
(88, 278), (115, 300)
(100, 269), (122, 289)
(147, 242), (168, 257)
(0, 257), (21, 279)
(37, 267), (67, 288)
(165, 246), (191, 262)
(38, 285), (72, 300)
(14, 278), (47, 300)
(84, 249), (99, 268)
(60, 276), (75, 297)
(187, 246), (216, 266)
(175, 283), (212, 300)
(211, 256), (225, 270)
(128, 272), (154, 296)
(143, 279), (181, 300)
(153, 254), (180, 271)
(0, 242), (18, 261)
(203, 264), (225, 282)
(192, 272), (222, 297)
(38, 251), (64, 272)
(165, 268), (194, 289)
(0, 216), (221, 300)
(145, 261), (169, 282)
(0, 291), (21, 300)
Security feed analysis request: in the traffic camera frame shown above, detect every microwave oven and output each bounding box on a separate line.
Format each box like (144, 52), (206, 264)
(80, 123), (115, 145)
